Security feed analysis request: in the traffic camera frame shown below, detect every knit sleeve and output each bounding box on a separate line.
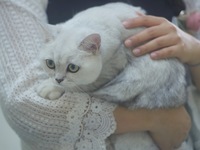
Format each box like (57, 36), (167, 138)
(0, 1), (117, 150)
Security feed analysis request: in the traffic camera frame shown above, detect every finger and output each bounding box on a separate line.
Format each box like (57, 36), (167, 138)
(149, 45), (180, 60)
(132, 34), (178, 56)
(125, 24), (168, 48)
(136, 11), (145, 16)
(123, 15), (168, 29)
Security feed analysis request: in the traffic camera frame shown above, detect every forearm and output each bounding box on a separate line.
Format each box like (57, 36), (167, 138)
(114, 106), (190, 133)
(113, 106), (191, 150)
(113, 107), (152, 134)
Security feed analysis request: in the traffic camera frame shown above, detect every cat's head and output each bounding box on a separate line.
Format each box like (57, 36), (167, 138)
(40, 33), (102, 89)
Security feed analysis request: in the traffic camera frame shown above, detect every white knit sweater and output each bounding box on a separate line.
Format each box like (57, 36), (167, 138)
(0, 0), (116, 150)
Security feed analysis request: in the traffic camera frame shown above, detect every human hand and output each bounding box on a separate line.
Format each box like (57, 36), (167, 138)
(148, 106), (191, 150)
(123, 15), (200, 65)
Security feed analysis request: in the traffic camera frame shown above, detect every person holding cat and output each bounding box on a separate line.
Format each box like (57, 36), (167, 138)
(46, 0), (199, 149)
(0, 0), (199, 150)
(122, 11), (200, 150)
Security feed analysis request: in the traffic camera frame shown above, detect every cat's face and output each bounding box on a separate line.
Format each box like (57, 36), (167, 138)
(40, 33), (102, 89)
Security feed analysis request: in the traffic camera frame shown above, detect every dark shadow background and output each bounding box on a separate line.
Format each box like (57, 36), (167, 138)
(46, 0), (185, 24)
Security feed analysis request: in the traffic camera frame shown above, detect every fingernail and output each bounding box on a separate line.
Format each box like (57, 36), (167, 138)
(125, 39), (132, 47)
(122, 21), (129, 28)
(150, 52), (158, 59)
(133, 48), (141, 55)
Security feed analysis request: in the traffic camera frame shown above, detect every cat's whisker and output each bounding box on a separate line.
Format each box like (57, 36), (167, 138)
(68, 80), (89, 94)
(70, 82), (86, 93)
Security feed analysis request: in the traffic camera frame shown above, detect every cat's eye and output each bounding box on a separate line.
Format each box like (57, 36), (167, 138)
(46, 59), (55, 69)
(67, 64), (80, 73)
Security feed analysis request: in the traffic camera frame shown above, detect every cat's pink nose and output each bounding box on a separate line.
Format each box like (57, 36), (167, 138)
(55, 78), (64, 84)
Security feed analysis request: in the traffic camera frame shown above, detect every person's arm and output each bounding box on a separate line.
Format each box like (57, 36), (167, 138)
(123, 15), (200, 91)
(113, 106), (191, 150)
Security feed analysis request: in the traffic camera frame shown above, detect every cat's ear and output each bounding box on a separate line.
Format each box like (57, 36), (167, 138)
(79, 33), (101, 55)
(37, 20), (60, 43)
(44, 24), (61, 43)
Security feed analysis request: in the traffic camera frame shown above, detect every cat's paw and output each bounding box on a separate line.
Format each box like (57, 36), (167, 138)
(36, 79), (65, 100)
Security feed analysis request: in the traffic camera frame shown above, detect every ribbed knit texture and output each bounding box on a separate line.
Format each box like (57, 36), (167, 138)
(0, 1), (116, 150)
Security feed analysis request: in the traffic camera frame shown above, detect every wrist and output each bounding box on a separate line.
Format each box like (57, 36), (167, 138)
(186, 37), (200, 66)
(189, 66), (200, 90)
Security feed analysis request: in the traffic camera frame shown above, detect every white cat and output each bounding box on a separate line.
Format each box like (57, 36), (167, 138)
(37, 2), (188, 150)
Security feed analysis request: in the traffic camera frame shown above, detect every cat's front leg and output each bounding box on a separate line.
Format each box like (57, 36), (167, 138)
(36, 78), (65, 100)
(92, 87), (121, 102)
(93, 81), (140, 103)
